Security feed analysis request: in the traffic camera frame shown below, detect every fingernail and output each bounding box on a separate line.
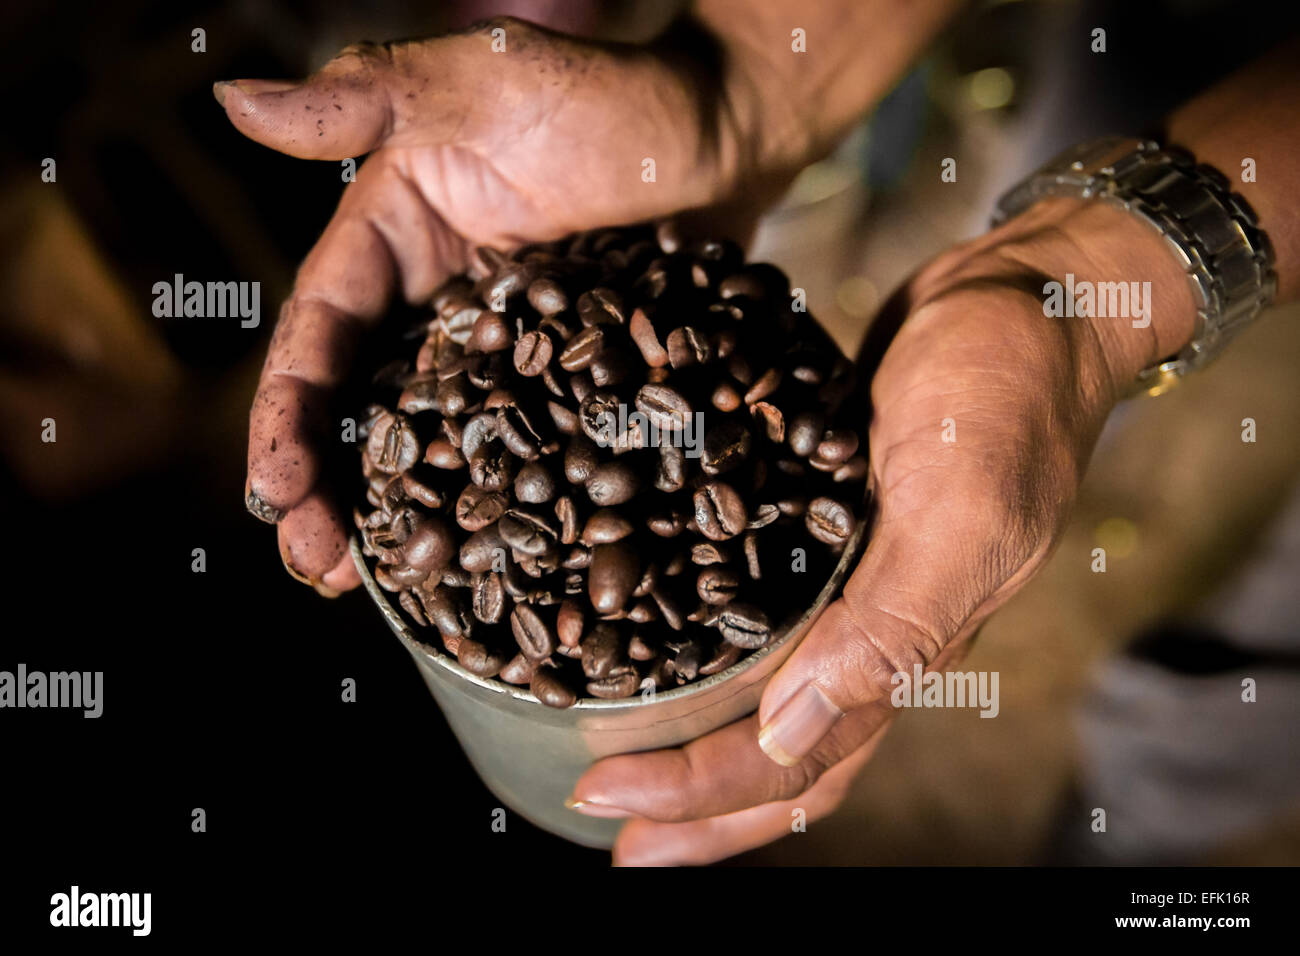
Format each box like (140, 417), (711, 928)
(233, 79), (302, 95)
(564, 796), (636, 819)
(245, 488), (286, 524)
(313, 580), (342, 599)
(212, 81), (230, 106)
(757, 683), (843, 767)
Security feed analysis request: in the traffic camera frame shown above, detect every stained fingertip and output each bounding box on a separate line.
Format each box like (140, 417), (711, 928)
(245, 485), (287, 524)
(321, 551), (363, 593)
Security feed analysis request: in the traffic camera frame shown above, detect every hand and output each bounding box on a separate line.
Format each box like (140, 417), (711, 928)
(219, 16), (789, 593)
(569, 197), (1198, 865)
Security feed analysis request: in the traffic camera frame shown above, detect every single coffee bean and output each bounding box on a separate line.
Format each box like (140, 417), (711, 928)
(581, 508), (635, 545)
(440, 416), (466, 450)
(697, 566), (741, 605)
(401, 472), (443, 509)
(744, 367), (783, 405)
(496, 404), (544, 459)
(547, 399), (578, 435)
(556, 599), (585, 648)
(526, 277), (568, 316)
(635, 384), (693, 432)
(554, 495), (579, 544)
(693, 480), (747, 540)
(711, 382), (743, 412)
(471, 572), (506, 624)
(833, 455), (868, 483)
(563, 436), (600, 485)
(647, 510), (687, 538)
(514, 461), (557, 503)
(558, 325), (606, 371)
(628, 599), (658, 623)
(628, 633), (658, 661)
(747, 503), (781, 529)
(425, 438), (466, 470)
(397, 375), (439, 414)
(716, 602), (771, 649)
(497, 509), (559, 557)
(576, 287), (624, 326)
(815, 429), (859, 465)
(806, 496), (855, 545)
(751, 402), (785, 443)
(580, 624), (625, 679)
(434, 376), (473, 417)
(788, 412), (824, 457)
(650, 586), (685, 630)
(530, 662), (577, 708)
(455, 486), (507, 531)
(579, 390), (625, 447)
(510, 604), (556, 660)
(398, 589), (428, 627)
(586, 461), (640, 506)
(691, 543), (730, 565)
(672, 640), (705, 682)
(588, 542), (640, 615)
(459, 411), (500, 459)
(699, 640), (744, 675)
(776, 496), (807, 517)
(466, 311), (513, 353)
(586, 666), (640, 699)
(499, 653), (536, 685)
(468, 445), (516, 490)
(402, 518), (456, 573)
(629, 307), (669, 367)
(589, 347), (633, 388)
(513, 330), (553, 376)
(457, 637), (511, 677)
(367, 412), (420, 474)
(655, 443), (686, 493)
(460, 525), (507, 573)
(666, 326), (711, 368)
(701, 421), (752, 475)
(744, 531), (762, 579)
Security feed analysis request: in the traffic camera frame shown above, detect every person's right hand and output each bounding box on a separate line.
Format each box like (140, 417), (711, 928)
(218, 16), (786, 594)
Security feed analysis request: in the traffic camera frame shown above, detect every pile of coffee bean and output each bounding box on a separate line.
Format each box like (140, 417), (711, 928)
(354, 223), (867, 707)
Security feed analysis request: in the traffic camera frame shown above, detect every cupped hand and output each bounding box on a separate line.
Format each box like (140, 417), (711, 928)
(219, 17), (777, 593)
(569, 197), (1197, 865)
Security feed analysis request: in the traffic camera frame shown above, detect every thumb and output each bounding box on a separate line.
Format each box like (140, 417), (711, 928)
(213, 43), (419, 160)
(755, 511), (999, 768)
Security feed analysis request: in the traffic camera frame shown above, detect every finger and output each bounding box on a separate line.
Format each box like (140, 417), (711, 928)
(755, 505), (999, 768)
(611, 736), (880, 866)
(214, 40), (461, 160)
(247, 159), (464, 588)
(569, 702), (892, 823)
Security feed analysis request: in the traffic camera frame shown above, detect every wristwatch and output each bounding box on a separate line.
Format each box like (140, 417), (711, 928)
(993, 137), (1277, 395)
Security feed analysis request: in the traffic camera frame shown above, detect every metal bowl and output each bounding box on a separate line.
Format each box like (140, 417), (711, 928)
(352, 497), (870, 849)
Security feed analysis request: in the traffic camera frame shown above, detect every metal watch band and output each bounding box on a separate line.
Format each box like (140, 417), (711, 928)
(992, 137), (1277, 395)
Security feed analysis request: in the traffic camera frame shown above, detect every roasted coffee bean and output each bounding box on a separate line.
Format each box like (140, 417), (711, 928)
(635, 384), (693, 432)
(655, 443), (686, 493)
(701, 421), (752, 475)
(634, 564), (659, 599)
(647, 510), (687, 538)
(568, 370), (596, 403)
(751, 402), (785, 443)
(691, 543), (730, 565)
(401, 472), (443, 509)
(716, 602), (771, 649)
(513, 330), (553, 376)
(547, 399), (578, 435)
(460, 525), (506, 573)
(466, 311), (513, 353)
(554, 495), (579, 544)
(468, 445), (516, 490)
(589, 347), (632, 388)
(744, 531), (762, 579)
(563, 436), (600, 485)
(581, 508), (635, 545)
(399, 590), (429, 627)
(666, 326), (710, 368)
(496, 404), (544, 459)
(367, 412), (420, 474)
(806, 496), (855, 545)
(497, 509), (559, 557)
(586, 666), (640, 699)
(788, 412), (824, 457)
(499, 653), (536, 685)
(576, 287), (624, 326)
(578, 390), (624, 447)
(397, 375), (439, 414)
(526, 277), (568, 316)
(628, 599), (658, 623)
(425, 438), (465, 470)
(455, 486), (508, 531)
(711, 382), (743, 412)
(531, 662), (578, 708)
(744, 368), (782, 405)
(697, 567), (741, 605)
(815, 429), (859, 465)
(514, 461), (557, 503)
(471, 572), (507, 624)
(651, 586), (685, 630)
(833, 455), (868, 483)
(699, 640), (743, 675)
(693, 480), (747, 540)
(403, 518), (456, 573)
(510, 604), (556, 660)
(628, 633), (658, 661)
(629, 307), (669, 367)
(556, 599), (585, 648)
(558, 325), (605, 371)
(457, 637), (510, 677)
(588, 542), (640, 614)
(747, 503), (781, 529)
(581, 624), (625, 679)
(586, 461), (639, 506)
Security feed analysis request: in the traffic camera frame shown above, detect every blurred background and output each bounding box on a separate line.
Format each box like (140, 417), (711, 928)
(3, 0), (1297, 868)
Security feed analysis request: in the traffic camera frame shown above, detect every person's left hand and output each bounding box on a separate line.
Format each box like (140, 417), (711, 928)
(568, 197), (1196, 865)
